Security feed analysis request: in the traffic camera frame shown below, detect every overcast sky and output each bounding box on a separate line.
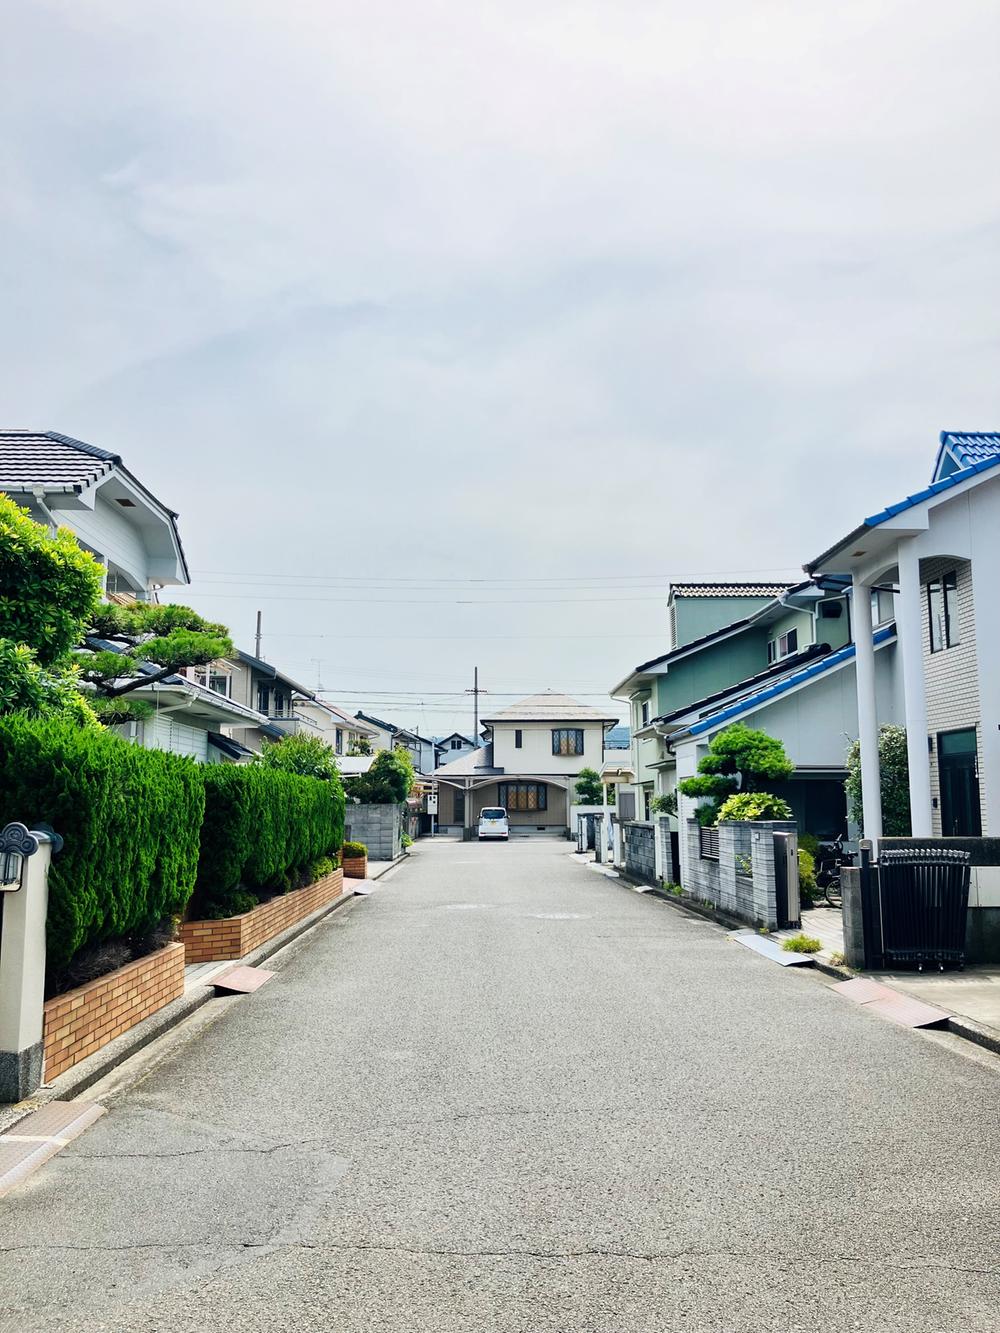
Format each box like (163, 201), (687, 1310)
(3, 2), (999, 736)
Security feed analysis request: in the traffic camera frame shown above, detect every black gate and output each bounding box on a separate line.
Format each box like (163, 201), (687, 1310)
(875, 846), (971, 968)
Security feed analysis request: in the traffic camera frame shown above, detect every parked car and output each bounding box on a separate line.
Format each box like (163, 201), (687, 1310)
(478, 807), (509, 841)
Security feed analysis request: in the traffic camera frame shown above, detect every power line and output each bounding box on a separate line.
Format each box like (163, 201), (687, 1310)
(191, 565), (798, 583)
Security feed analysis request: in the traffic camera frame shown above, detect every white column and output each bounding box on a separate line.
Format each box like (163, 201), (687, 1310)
(852, 580), (883, 843)
(0, 836), (53, 1101)
(896, 540), (933, 836)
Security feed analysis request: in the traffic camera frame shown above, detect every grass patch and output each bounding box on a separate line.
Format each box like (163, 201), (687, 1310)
(781, 933), (822, 954)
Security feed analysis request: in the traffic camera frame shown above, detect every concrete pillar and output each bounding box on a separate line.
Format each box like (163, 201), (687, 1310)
(0, 828), (56, 1102)
(851, 580), (883, 844)
(896, 540), (933, 836)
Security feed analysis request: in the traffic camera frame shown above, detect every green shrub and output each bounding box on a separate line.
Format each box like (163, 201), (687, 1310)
(349, 748), (414, 803)
(0, 712), (204, 976)
(782, 933), (822, 954)
(191, 765), (345, 918)
(799, 833), (821, 858)
(309, 855), (336, 879)
(257, 733), (342, 783)
(343, 840), (368, 859)
(845, 724), (911, 836)
(651, 790), (678, 817)
(716, 791), (793, 822)
(798, 847), (817, 898)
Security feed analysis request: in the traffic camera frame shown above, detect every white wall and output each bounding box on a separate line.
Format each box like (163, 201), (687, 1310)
(23, 491), (151, 593)
(491, 720), (606, 773)
(140, 713), (210, 762)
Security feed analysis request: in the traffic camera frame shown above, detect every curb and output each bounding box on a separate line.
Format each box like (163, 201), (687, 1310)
(604, 865), (1000, 1054)
(0, 885), (360, 1134)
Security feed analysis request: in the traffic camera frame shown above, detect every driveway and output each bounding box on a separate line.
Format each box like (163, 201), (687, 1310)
(1, 838), (998, 1331)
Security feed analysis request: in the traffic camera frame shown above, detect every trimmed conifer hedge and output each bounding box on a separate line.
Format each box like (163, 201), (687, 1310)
(0, 713), (204, 972)
(191, 765), (345, 918)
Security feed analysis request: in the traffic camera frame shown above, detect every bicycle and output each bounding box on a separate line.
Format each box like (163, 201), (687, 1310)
(815, 833), (855, 910)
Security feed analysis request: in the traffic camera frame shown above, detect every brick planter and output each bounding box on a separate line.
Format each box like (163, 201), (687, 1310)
(343, 855), (368, 880)
(179, 868), (346, 963)
(43, 942), (186, 1084)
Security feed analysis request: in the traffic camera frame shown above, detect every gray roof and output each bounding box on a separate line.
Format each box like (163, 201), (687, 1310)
(0, 429), (189, 583)
(668, 582), (792, 600)
(481, 692), (618, 724)
(0, 430), (118, 492)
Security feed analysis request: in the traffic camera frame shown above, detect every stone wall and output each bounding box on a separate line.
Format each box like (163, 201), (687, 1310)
(346, 803), (402, 861)
(623, 821), (657, 885)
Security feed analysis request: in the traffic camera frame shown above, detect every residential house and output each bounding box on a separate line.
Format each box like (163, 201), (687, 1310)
(611, 579), (905, 886)
(434, 732), (480, 766)
(83, 639), (267, 763)
(223, 652), (378, 756)
(433, 693), (618, 835)
(354, 712), (441, 774)
(806, 430), (1000, 841)
(0, 429), (188, 601)
(0, 430), (268, 762)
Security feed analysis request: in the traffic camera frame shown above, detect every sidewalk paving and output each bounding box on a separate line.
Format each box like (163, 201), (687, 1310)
(776, 904), (1000, 1047)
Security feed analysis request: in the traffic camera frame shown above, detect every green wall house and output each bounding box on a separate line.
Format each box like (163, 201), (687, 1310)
(610, 581), (854, 820)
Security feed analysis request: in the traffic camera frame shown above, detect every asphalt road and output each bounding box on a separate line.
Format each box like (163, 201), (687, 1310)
(1, 838), (999, 1331)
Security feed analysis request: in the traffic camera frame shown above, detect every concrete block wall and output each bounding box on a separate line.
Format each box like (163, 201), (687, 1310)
(683, 818), (795, 929)
(346, 803), (402, 861)
(623, 821), (657, 885)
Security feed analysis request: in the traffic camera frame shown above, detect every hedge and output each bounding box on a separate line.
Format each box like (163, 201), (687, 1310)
(0, 713), (204, 973)
(191, 765), (345, 917)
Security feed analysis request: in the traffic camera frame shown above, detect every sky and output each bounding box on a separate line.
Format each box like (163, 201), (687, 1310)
(3, 1), (999, 737)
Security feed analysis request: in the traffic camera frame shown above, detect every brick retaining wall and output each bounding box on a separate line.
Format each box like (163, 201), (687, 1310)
(43, 942), (186, 1083)
(179, 868), (346, 963)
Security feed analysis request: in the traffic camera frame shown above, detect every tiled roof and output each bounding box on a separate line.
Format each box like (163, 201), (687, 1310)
(933, 431), (1000, 481)
(604, 725), (631, 748)
(668, 583), (792, 599)
(0, 430), (118, 492)
(481, 692), (618, 724)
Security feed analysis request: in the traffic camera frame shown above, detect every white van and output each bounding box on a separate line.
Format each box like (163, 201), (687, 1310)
(478, 807), (509, 841)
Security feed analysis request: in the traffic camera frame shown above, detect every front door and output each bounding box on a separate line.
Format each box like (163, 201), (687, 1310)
(453, 789), (465, 826)
(938, 728), (982, 836)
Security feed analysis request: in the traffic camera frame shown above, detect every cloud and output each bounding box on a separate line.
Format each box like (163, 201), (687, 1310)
(2, 1), (999, 725)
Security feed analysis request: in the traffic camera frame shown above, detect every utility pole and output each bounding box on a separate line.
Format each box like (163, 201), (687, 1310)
(465, 667), (484, 739)
(254, 609), (262, 659)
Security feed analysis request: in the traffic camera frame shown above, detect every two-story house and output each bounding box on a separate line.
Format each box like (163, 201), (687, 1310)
(355, 712), (441, 774)
(611, 579), (906, 885)
(807, 430), (1000, 842)
(433, 693), (618, 835)
(0, 429), (188, 602)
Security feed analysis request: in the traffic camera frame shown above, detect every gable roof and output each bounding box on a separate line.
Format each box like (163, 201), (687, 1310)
(808, 434), (1000, 573)
(933, 431), (1000, 482)
(481, 692), (618, 724)
(355, 710), (397, 733)
(0, 429), (189, 582)
(669, 625), (897, 741)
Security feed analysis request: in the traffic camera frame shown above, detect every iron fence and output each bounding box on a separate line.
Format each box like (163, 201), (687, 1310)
(876, 846), (971, 968)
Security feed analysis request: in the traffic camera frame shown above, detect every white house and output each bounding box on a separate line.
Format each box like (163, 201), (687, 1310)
(434, 732), (479, 767)
(807, 431), (1000, 841)
(354, 712), (440, 775)
(433, 693), (618, 835)
(0, 429), (188, 599)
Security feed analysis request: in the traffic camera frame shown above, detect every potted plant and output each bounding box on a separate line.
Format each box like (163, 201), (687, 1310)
(342, 840), (369, 879)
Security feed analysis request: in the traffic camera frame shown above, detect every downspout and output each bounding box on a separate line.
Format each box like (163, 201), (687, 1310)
(31, 487), (59, 537)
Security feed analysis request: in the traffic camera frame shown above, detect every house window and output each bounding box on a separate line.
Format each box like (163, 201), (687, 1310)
(767, 628), (799, 663)
(872, 588), (895, 626)
(643, 788), (652, 821)
(335, 728), (344, 755)
(451, 737), (462, 750)
(928, 571), (959, 652)
(641, 700), (650, 726)
(257, 684), (271, 715)
(515, 729), (522, 749)
(207, 671), (230, 697)
(552, 728), (584, 756)
(498, 782), (548, 812)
